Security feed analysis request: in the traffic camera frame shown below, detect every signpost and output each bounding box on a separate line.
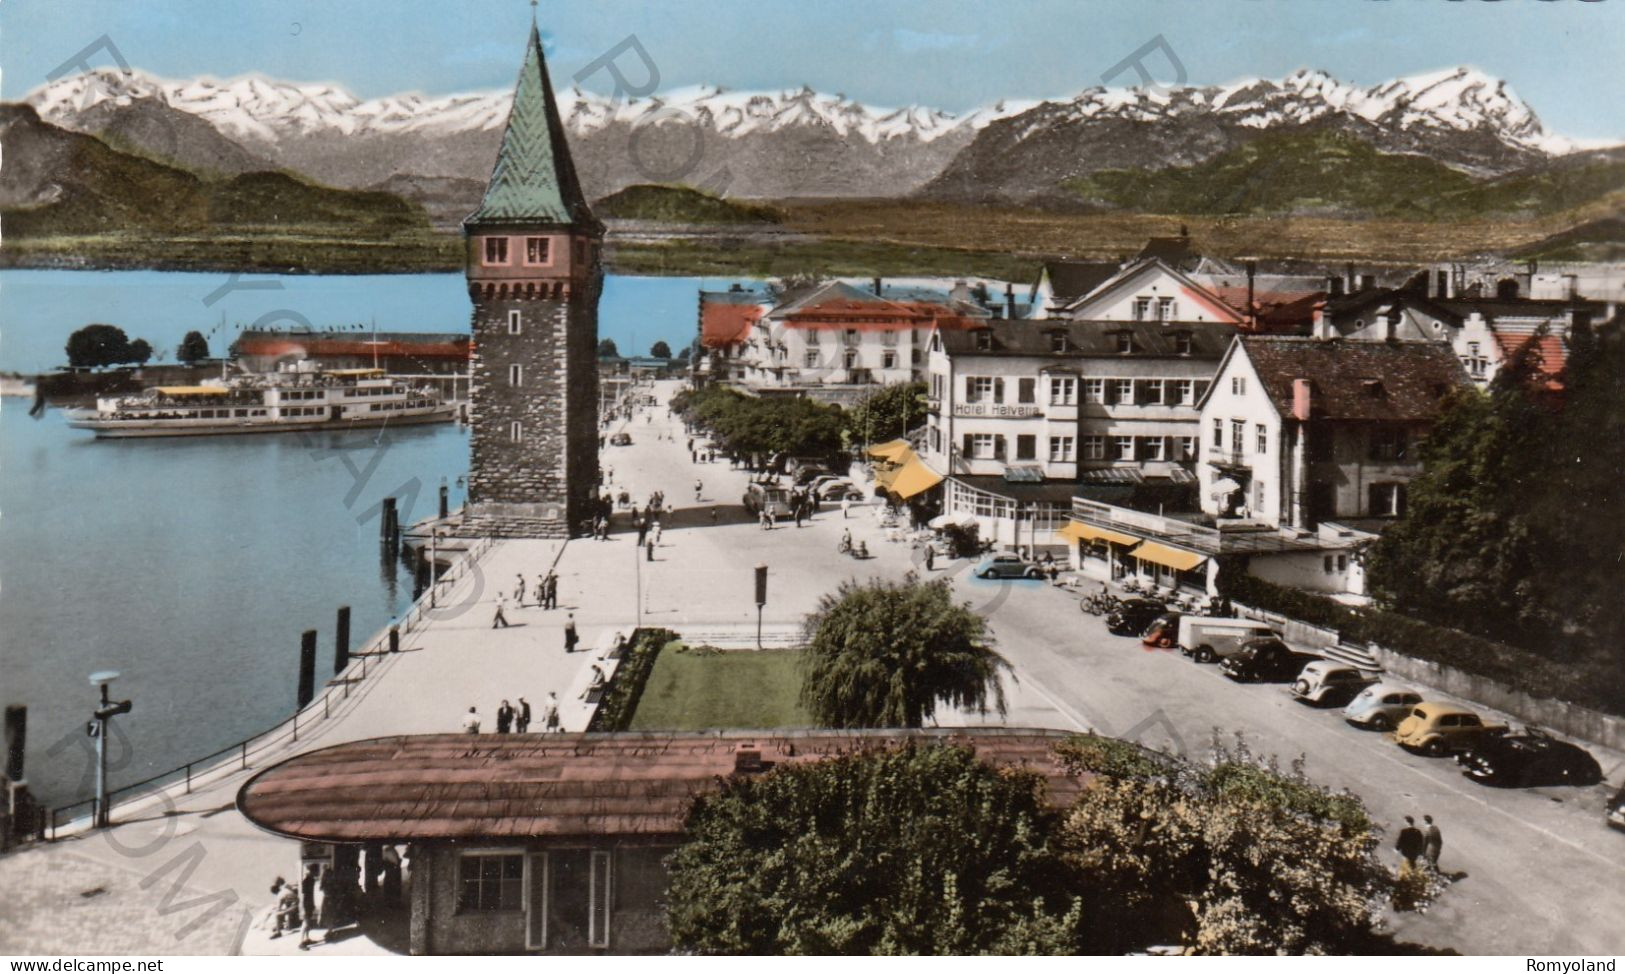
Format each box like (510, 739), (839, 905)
(87, 671), (132, 829)
(754, 564), (768, 650)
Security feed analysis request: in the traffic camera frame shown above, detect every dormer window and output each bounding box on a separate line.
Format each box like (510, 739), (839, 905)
(1115, 332), (1135, 354)
(1048, 331), (1067, 353)
(975, 330), (994, 351)
(483, 237), (509, 265)
(1174, 333), (1193, 355)
(1362, 379), (1385, 398)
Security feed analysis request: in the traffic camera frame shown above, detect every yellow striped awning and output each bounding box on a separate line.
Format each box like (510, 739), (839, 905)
(1129, 541), (1207, 572)
(866, 439), (913, 461)
(1060, 521), (1141, 547)
(889, 456), (944, 500)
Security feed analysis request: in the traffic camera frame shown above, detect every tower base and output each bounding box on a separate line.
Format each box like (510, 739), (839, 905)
(459, 501), (574, 540)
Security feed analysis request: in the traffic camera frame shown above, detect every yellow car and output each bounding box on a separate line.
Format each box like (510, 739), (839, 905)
(1392, 702), (1506, 756)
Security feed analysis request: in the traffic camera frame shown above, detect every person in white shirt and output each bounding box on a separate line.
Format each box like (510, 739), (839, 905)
(461, 706), (481, 734)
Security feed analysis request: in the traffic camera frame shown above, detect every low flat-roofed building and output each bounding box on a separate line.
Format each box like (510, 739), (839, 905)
(236, 728), (1082, 956)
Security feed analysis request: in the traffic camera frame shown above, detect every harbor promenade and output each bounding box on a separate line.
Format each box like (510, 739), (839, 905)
(0, 380), (1073, 955)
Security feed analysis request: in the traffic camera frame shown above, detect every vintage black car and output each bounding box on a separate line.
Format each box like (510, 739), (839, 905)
(1455, 731), (1603, 787)
(1219, 637), (1316, 683)
(1105, 598), (1167, 637)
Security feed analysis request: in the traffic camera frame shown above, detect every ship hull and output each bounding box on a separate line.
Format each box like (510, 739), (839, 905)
(67, 406), (458, 439)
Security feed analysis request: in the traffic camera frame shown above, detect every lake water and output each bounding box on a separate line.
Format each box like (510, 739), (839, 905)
(0, 269), (727, 809)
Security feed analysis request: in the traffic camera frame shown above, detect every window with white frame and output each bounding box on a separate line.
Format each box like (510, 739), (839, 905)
(507, 310), (522, 335)
(882, 350), (897, 369)
(1174, 333), (1193, 355)
(1212, 418), (1223, 447)
(971, 433), (997, 458)
(804, 350), (820, 368)
(843, 348), (858, 369)
(931, 373), (944, 399)
(805, 329), (820, 345)
(509, 364), (522, 386)
(1114, 435), (1135, 460)
(1231, 420), (1245, 453)
(1049, 436), (1075, 461)
(881, 330), (898, 346)
(1254, 480), (1267, 512)
(1048, 331), (1067, 352)
(1115, 332), (1135, 353)
(1083, 378), (1105, 403)
(1179, 436), (1197, 460)
(1018, 378), (1036, 404)
(1231, 376), (1246, 396)
(457, 852), (523, 913)
(1049, 376), (1077, 405)
(1254, 423), (1268, 453)
(1133, 297), (1151, 321)
(589, 851), (612, 949)
(1141, 379), (1164, 405)
(1111, 378), (1135, 404)
(967, 376), (994, 402)
(483, 236), (509, 265)
(524, 236), (551, 265)
(1157, 296), (1175, 321)
(509, 421), (523, 443)
(1084, 435), (1106, 459)
(1176, 378), (1194, 404)
(1140, 436), (1164, 461)
(843, 329), (859, 345)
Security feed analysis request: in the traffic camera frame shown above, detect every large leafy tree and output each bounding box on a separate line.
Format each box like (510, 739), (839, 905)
(597, 338), (620, 358)
(845, 382), (928, 445)
(677, 383), (844, 462)
(128, 339), (154, 365)
(650, 339), (672, 358)
(665, 743), (1082, 955)
(65, 324), (135, 368)
(799, 576), (1006, 728)
(1054, 734), (1389, 955)
(176, 330), (210, 365)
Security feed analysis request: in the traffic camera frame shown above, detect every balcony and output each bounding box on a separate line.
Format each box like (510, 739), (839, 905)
(1206, 449), (1249, 471)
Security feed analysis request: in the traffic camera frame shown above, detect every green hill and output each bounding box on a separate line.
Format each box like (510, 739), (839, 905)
(1063, 131), (1625, 220)
(593, 183), (783, 224)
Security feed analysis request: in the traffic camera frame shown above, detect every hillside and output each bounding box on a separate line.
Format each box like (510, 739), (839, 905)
(594, 184), (782, 224)
(1060, 131), (1625, 219)
(0, 104), (432, 239)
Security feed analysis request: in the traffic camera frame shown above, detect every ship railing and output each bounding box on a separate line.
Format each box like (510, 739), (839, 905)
(44, 533), (498, 841)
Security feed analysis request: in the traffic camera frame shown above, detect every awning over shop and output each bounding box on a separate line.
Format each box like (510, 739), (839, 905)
(1059, 521), (1141, 547)
(874, 464), (900, 489)
(929, 511), (977, 529)
(1129, 540), (1207, 572)
(867, 439), (913, 461)
(889, 457), (944, 500)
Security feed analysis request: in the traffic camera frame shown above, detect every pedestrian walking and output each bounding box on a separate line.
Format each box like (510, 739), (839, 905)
(461, 706), (481, 734)
(298, 863), (322, 950)
(496, 699), (514, 734)
(544, 571), (559, 610)
(1395, 816), (1426, 878)
(515, 574), (527, 607)
(687, 437), (694, 451)
(544, 692), (561, 732)
(760, 509), (772, 531)
(491, 594), (511, 629)
(517, 697), (532, 733)
(841, 496), (851, 519)
(695, 478), (703, 501)
(794, 503), (804, 528)
(652, 518), (662, 545)
(1423, 815), (1443, 870)
(646, 537), (655, 561)
(564, 613), (579, 653)
(636, 519), (648, 547)
(925, 545), (936, 571)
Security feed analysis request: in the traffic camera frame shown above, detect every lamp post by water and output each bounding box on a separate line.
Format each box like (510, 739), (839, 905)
(88, 671), (132, 829)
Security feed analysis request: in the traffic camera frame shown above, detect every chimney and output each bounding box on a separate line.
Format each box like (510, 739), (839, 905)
(1360, 274), (1376, 292)
(1311, 303), (1333, 340)
(1384, 308), (1401, 341)
(733, 743), (765, 775)
(1292, 379), (1313, 421)
(1497, 279), (1520, 300)
(950, 279), (972, 303)
(1434, 270), (1449, 300)
(1345, 262), (1356, 294)
(1327, 275), (1344, 297)
(1245, 260), (1257, 330)
(873, 276), (883, 296)
(1004, 282), (1016, 319)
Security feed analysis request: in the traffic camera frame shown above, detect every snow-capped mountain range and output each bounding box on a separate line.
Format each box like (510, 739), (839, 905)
(20, 64), (1609, 214)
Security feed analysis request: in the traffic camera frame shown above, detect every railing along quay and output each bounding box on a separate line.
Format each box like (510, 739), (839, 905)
(45, 536), (496, 840)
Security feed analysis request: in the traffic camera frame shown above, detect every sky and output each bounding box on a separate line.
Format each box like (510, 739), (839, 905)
(3, 0), (1623, 141)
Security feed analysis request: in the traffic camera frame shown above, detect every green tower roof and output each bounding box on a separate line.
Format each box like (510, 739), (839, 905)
(465, 21), (598, 230)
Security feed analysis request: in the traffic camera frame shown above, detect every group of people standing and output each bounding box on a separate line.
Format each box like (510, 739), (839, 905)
(492, 570), (559, 628)
(461, 693), (561, 735)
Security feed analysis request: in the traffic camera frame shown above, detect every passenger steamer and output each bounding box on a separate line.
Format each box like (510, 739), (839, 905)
(66, 367), (456, 439)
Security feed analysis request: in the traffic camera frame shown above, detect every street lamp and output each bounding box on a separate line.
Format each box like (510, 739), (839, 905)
(87, 671), (131, 829)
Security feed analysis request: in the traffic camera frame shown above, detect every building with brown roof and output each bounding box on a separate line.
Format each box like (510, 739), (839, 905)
(235, 728), (1081, 956)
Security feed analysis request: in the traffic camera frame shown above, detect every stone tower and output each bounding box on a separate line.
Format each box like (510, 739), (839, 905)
(461, 18), (603, 538)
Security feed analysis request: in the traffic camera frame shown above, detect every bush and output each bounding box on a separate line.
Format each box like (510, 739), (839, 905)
(585, 627), (677, 732)
(65, 323), (137, 368)
(176, 330), (210, 366)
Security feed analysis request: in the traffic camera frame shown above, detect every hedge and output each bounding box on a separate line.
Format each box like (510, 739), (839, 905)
(586, 627), (679, 732)
(1220, 572), (1625, 717)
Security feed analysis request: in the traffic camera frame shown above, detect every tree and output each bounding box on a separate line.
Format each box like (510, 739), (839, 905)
(127, 339), (154, 365)
(176, 330), (210, 365)
(665, 744), (1082, 955)
(1054, 733), (1390, 954)
(65, 324), (134, 369)
(597, 338), (620, 358)
(650, 340), (672, 359)
(846, 382), (928, 444)
(799, 575), (1006, 728)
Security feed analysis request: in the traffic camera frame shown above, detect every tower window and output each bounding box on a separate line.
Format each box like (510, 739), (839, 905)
(484, 237), (510, 265)
(509, 421), (523, 443)
(507, 310), (522, 335)
(509, 364), (523, 386)
(524, 237), (550, 265)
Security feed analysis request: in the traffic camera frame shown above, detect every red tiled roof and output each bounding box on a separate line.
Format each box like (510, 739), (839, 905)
(1240, 337), (1469, 422)
(1494, 332), (1567, 392)
(236, 729), (1084, 843)
(237, 338), (470, 360)
(699, 301), (763, 348)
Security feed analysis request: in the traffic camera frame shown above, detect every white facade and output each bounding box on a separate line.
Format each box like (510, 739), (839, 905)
(1059, 260), (1245, 325)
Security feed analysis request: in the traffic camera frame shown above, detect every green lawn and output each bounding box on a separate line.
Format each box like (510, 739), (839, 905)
(628, 643), (812, 730)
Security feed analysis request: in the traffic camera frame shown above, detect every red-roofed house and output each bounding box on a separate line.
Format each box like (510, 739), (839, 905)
(235, 330), (471, 375)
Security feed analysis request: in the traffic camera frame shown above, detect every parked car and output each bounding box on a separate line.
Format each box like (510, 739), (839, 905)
(1141, 612), (1183, 649)
(609, 432), (632, 446)
(975, 554), (1045, 580)
(805, 475), (846, 494)
(793, 467), (832, 486)
(1291, 661), (1378, 707)
(1220, 638), (1317, 682)
(1608, 785), (1625, 832)
(742, 483), (793, 517)
(1177, 617), (1278, 663)
(1342, 683), (1425, 731)
(1456, 730), (1603, 787)
(1106, 598), (1168, 637)
(815, 479), (864, 501)
(1393, 702), (1507, 756)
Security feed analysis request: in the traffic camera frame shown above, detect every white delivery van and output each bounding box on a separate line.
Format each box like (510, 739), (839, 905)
(1177, 617), (1279, 663)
